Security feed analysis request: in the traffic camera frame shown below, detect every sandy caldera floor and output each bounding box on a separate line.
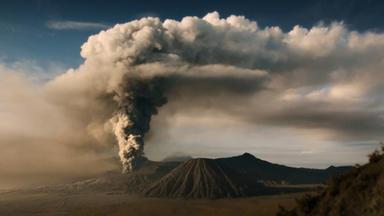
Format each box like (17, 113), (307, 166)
(0, 192), (301, 216)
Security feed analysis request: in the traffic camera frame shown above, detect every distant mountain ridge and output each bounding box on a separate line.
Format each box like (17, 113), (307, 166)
(6, 153), (352, 199)
(216, 153), (351, 184)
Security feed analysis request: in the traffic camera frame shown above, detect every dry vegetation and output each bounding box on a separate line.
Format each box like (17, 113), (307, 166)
(278, 144), (384, 216)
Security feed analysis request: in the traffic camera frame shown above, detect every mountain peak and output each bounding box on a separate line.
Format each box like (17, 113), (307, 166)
(144, 158), (246, 199)
(240, 152), (256, 158)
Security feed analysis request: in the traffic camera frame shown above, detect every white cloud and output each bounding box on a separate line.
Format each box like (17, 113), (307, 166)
(0, 58), (68, 83)
(46, 20), (109, 31)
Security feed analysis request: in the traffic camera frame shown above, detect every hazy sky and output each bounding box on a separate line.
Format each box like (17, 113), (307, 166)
(1, 0), (384, 189)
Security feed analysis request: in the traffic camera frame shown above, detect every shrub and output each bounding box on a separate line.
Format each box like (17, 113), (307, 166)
(276, 205), (297, 216)
(296, 194), (319, 214)
(368, 150), (382, 163)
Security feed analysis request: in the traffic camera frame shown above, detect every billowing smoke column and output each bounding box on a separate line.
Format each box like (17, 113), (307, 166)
(112, 79), (167, 172)
(46, 11), (384, 173)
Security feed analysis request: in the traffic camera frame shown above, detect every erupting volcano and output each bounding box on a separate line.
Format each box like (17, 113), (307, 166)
(112, 79), (167, 172)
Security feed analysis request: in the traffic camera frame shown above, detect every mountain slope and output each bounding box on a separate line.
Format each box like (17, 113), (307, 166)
(313, 157), (384, 216)
(144, 158), (249, 199)
(279, 153), (384, 216)
(22, 160), (180, 194)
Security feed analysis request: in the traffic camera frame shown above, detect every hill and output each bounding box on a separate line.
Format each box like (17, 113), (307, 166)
(278, 150), (384, 216)
(144, 158), (249, 199)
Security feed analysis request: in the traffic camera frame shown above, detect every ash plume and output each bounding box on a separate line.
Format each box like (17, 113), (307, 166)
(112, 78), (167, 172)
(42, 11), (384, 173)
(46, 13), (270, 172)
